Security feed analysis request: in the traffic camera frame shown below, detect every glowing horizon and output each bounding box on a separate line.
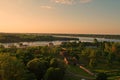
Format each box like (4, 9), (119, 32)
(0, 0), (120, 34)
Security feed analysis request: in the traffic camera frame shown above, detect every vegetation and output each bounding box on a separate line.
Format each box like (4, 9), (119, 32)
(0, 33), (120, 80)
(0, 33), (79, 43)
(96, 72), (108, 80)
(0, 45), (66, 80)
(53, 34), (120, 40)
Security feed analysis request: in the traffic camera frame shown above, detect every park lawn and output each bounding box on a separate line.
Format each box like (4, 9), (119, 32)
(63, 65), (95, 80)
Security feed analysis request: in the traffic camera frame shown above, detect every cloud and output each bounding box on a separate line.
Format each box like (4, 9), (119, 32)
(40, 6), (54, 9)
(51, 0), (74, 4)
(51, 0), (93, 4)
(80, 0), (93, 3)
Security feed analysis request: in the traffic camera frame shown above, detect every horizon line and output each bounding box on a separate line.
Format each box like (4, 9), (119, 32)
(0, 32), (120, 35)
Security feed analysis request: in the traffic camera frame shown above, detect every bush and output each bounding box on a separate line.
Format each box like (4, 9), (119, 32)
(0, 54), (27, 80)
(50, 58), (58, 68)
(96, 72), (108, 80)
(27, 58), (48, 80)
(44, 67), (64, 80)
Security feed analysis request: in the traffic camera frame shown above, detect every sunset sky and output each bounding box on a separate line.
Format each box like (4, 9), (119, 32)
(0, 0), (120, 34)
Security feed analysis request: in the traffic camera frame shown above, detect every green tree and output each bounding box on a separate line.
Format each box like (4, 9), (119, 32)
(27, 58), (48, 80)
(0, 45), (4, 49)
(16, 49), (34, 65)
(0, 53), (26, 80)
(44, 67), (64, 80)
(96, 72), (108, 80)
(50, 58), (58, 68)
(89, 50), (97, 67)
(94, 38), (99, 47)
(94, 38), (98, 43)
(107, 52), (115, 64)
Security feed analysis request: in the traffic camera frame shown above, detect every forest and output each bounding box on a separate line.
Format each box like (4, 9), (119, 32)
(0, 33), (79, 43)
(0, 34), (120, 80)
(52, 34), (120, 40)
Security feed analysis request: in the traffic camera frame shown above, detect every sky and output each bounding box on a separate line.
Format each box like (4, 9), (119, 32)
(0, 0), (120, 34)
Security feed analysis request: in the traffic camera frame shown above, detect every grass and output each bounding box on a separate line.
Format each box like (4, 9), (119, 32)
(63, 65), (95, 80)
(93, 66), (120, 80)
(63, 64), (120, 80)
(108, 76), (120, 80)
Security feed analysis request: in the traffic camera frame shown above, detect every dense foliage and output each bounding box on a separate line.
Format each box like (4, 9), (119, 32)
(0, 34), (120, 80)
(53, 34), (120, 39)
(0, 33), (79, 43)
(96, 72), (108, 80)
(0, 45), (66, 80)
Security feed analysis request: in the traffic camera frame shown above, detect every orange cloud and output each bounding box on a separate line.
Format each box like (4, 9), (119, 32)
(40, 6), (54, 9)
(51, 0), (93, 4)
(51, 0), (74, 4)
(80, 0), (93, 3)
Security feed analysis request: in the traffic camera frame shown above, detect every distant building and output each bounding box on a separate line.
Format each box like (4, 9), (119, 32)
(20, 44), (28, 48)
(48, 42), (54, 47)
(60, 48), (78, 65)
(18, 43), (28, 48)
(60, 48), (68, 57)
(64, 57), (69, 64)
(8, 44), (16, 48)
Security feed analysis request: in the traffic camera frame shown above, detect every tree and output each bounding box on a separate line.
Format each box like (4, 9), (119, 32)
(96, 72), (108, 80)
(50, 58), (58, 68)
(94, 38), (98, 43)
(0, 53), (26, 80)
(111, 43), (117, 53)
(44, 67), (64, 80)
(16, 49), (34, 65)
(107, 52), (115, 64)
(104, 43), (111, 53)
(27, 58), (48, 80)
(0, 45), (4, 49)
(89, 58), (96, 68)
(89, 49), (97, 67)
(94, 38), (99, 47)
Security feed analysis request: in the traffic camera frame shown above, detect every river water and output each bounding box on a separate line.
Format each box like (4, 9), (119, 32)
(0, 36), (120, 48)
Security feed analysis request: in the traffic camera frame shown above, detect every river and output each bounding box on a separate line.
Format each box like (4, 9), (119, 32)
(0, 36), (120, 48)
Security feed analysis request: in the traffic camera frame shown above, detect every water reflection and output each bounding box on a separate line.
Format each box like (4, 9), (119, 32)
(0, 36), (120, 48)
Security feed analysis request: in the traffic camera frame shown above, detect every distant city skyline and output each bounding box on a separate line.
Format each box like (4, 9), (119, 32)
(0, 0), (120, 34)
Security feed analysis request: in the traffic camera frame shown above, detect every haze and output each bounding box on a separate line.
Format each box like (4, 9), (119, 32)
(0, 0), (120, 34)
